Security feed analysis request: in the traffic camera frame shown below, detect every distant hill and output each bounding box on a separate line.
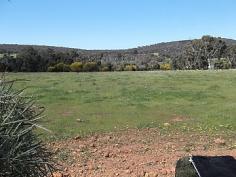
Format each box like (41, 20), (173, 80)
(1, 37), (236, 59)
(0, 44), (77, 53)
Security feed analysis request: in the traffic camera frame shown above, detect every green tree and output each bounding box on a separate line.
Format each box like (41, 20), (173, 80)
(18, 47), (43, 72)
(181, 36), (227, 70)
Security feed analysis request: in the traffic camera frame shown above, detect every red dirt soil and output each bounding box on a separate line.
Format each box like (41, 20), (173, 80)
(50, 128), (236, 177)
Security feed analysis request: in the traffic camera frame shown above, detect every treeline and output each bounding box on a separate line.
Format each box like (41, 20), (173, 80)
(1, 36), (236, 72)
(0, 47), (76, 72)
(0, 46), (170, 72)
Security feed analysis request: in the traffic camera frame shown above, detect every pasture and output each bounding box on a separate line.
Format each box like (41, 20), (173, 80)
(7, 70), (236, 140)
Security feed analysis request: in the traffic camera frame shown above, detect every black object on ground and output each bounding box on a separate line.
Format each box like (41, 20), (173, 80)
(175, 156), (236, 177)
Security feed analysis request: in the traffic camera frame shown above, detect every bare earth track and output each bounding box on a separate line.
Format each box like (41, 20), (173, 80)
(50, 129), (236, 177)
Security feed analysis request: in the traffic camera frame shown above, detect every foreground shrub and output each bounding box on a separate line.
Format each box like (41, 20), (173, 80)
(0, 77), (55, 177)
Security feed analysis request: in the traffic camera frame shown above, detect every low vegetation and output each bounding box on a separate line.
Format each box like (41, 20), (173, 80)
(7, 70), (236, 140)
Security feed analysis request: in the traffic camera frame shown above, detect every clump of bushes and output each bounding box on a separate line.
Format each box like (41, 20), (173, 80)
(114, 64), (124, 71)
(48, 61), (173, 72)
(100, 63), (113, 72)
(70, 62), (83, 72)
(0, 77), (55, 177)
(160, 63), (172, 70)
(50, 61), (102, 72)
(124, 64), (137, 71)
(48, 62), (71, 72)
(83, 62), (99, 72)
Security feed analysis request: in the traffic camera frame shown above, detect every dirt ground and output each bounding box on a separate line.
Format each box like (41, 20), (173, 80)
(50, 128), (236, 177)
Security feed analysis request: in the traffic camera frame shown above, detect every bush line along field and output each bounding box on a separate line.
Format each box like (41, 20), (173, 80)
(7, 70), (236, 140)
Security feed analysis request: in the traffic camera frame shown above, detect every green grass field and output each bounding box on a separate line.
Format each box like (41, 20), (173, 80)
(7, 70), (236, 140)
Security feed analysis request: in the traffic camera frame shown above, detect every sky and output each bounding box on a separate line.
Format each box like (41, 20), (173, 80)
(1, 0), (236, 49)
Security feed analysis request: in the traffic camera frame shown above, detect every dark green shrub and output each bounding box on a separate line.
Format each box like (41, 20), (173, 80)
(0, 77), (55, 177)
(47, 66), (56, 72)
(0, 63), (7, 72)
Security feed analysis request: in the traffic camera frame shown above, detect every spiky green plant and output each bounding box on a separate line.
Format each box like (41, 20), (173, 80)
(0, 77), (55, 177)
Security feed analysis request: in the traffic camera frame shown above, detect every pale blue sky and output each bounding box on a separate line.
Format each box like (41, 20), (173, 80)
(1, 0), (236, 49)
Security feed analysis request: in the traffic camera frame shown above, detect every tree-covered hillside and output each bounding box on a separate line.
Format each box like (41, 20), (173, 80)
(1, 36), (236, 72)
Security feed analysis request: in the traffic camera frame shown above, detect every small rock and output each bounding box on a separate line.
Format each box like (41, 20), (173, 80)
(74, 136), (81, 140)
(104, 152), (110, 158)
(88, 164), (94, 170)
(90, 143), (96, 148)
(79, 169), (84, 174)
(63, 173), (70, 177)
(125, 169), (133, 174)
(76, 119), (83, 122)
(54, 148), (60, 154)
(214, 138), (226, 145)
(166, 168), (172, 174)
(163, 123), (171, 127)
(79, 144), (85, 149)
(149, 172), (158, 177)
(139, 171), (146, 176)
(52, 172), (63, 177)
(170, 167), (175, 173)
(107, 136), (112, 140)
(160, 169), (167, 175)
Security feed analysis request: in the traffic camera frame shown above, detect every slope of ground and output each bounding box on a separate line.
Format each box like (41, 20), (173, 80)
(51, 128), (236, 177)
